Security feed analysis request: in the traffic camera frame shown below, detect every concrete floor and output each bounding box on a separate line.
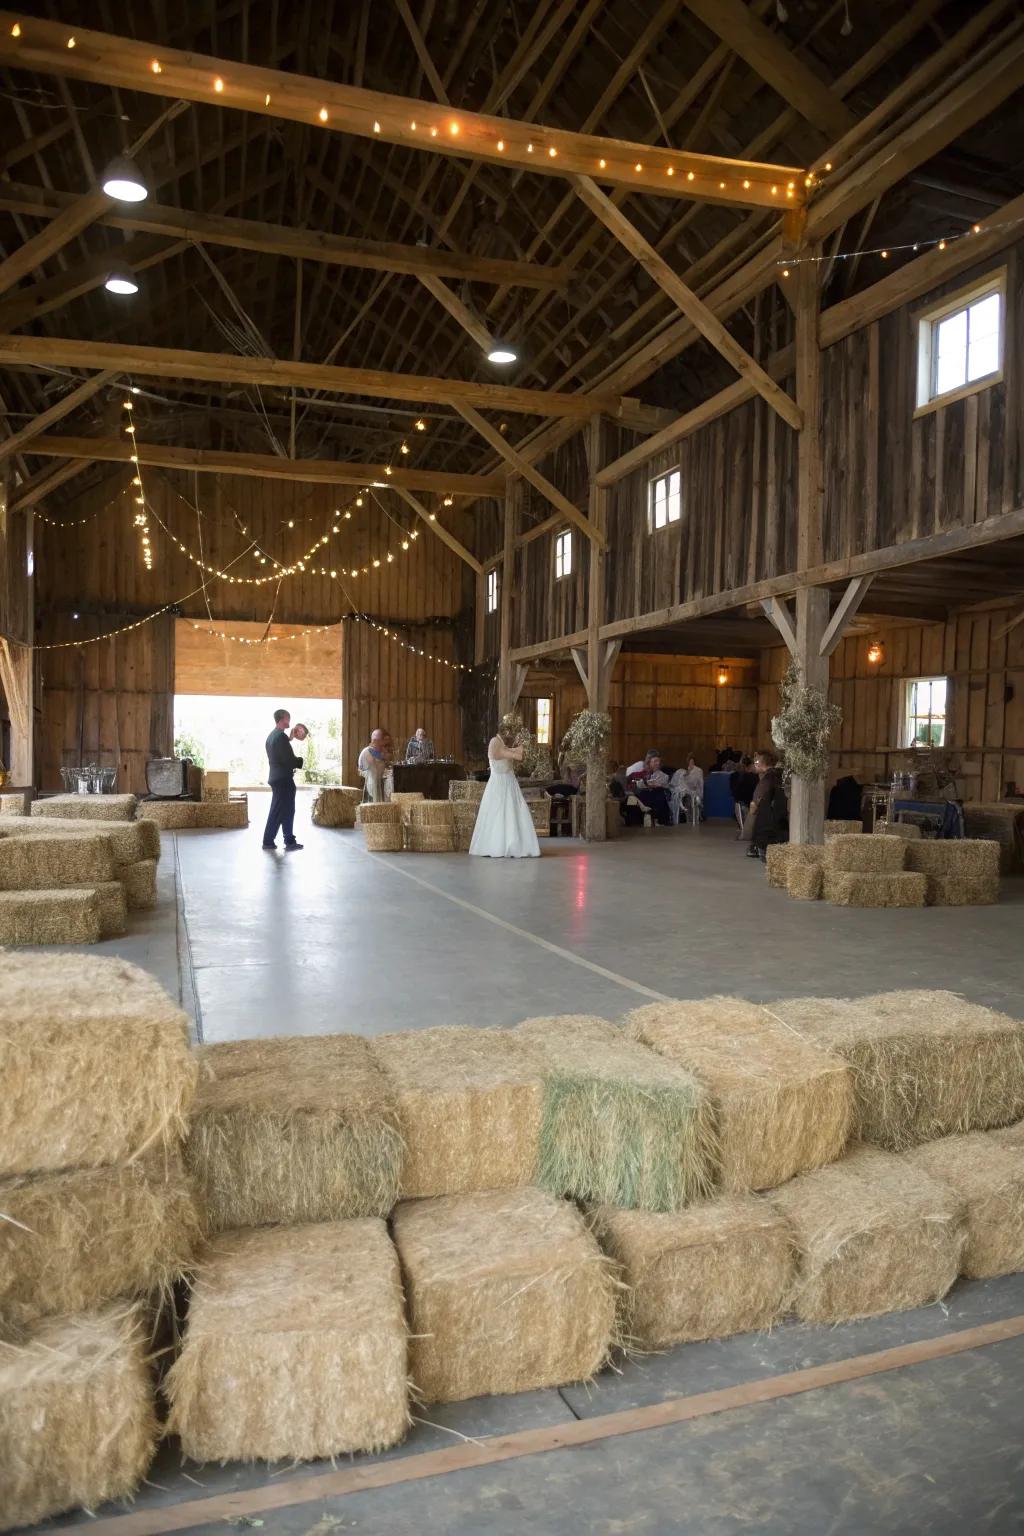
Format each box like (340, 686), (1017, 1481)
(23, 792), (1024, 1534)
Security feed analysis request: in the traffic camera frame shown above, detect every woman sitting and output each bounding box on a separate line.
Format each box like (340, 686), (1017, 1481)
(627, 753), (673, 825)
(669, 755), (704, 825)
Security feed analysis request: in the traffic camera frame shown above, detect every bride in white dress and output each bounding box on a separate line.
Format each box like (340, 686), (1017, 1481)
(469, 731), (541, 859)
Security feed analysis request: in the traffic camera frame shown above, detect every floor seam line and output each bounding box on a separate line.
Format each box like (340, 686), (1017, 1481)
(173, 832), (203, 1045)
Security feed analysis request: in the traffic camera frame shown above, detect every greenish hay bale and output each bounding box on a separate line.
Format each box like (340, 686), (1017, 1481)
(0, 831), (115, 891)
(874, 820), (922, 839)
(0, 792), (26, 816)
(393, 1187), (616, 1404)
(625, 998), (854, 1192)
(0, 952), (196, 1178)
(823, 871), (926, 907)
(0, 1154), (201, 1328)
(787, 863), (823, 901)
(824, 819), (863, 836)
(514, 1014), (717, 1211)
(186, 1034), (403, 1231)
(768, 1144), (964, 1324)
(373, 1026), (544, 1198)
(765, 843), (822, 890)
(904, 1132), (1024, 1280)
(2, 815), (159, 866)
(775, 990), (1024, 1150)
(166, 1220), (408, 1462)
(926, 873), (1000, 906)
(31, 793), (138, 822)
(449, 778), (486, 802)
(311, 787), (362, 828)
(905, 838), (1001, 877)
(590, 1194), (795, 1350)
(0, 1305), (157, 1533)
(0, 886), (102, 945)
(121, 858), (158, 910)
(825, 833), (906, 873)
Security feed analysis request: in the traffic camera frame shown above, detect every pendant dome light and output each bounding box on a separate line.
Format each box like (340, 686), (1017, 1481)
(104, 261), (139, 295)
(100, 154), (148, 203)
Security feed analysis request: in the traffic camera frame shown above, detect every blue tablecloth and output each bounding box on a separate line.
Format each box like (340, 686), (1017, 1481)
(703, 771), (735, 820)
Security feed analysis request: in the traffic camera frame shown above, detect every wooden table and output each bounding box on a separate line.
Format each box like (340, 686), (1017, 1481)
(391, 762), (465, 801)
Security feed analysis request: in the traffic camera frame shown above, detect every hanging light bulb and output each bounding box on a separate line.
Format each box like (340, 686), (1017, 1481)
(100, 154), (148, 202)
(486, 341), (518, 364)
(104, 261), (139, 295)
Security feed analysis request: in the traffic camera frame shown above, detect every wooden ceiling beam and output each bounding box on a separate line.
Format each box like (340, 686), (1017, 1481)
(0, 370), (118, 463)
(0, 13), (806, 213)
(417, 275), (494, 354)
(20, 433), (505, 495)
(391, 486), (482, 573)
(0, 335), (619, 419)
(9, 455), (92, 510)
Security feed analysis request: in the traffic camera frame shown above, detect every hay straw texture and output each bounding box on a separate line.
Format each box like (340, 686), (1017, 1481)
(904, 1132), (1024, 1279)
(358, 801), (403, 823)
(825, 833), (906, 872)
(407, 798), (454, 825)
(373, 1026), (544, 1197)
(775, 990), (1024, 1150)
(121, 858), (158, 910)
(787, 863), (823, 901)
(406, 799), (455, 851)
(514, 1014), (717, 1211)
(768, 1144), (964, 1324)
(0, 1155), (202, 1328)
(452, 802), (478, 851)
(391, 791), (425, 812)
(311, 786), (362, 827)
(0, 1306), (157, 1533)
(0, 814), (160, 865)
(186, 1034), (402, 1230)
(0, 830), (115, 890)
(926, 873), (1000, 906)
(201, 786), (230, 803)
(823, 871), (927, 906)
(92, 880), (128, 937)
(0, 792), (25, 816)
(626, 998), (853, 1192)
(358, 800), (405, 851)
(166, 1220), (408, 1462)
(134, 800), (201, 830)
(874, 820), (922, 839)
(31, 792), (138, 821)
(905, 838), (1001, 877)
(824, 819), (863, 836)
(139, 799), (247, 830)
(195, 797), (248, 828)
(527, 796), (551, 834)
(133, 817), (162, 860)
(765, 842), (822, 890)
(394, 1188), (616, 1404)
(449, 779), (486, 802)
(0, 952), (196, 1177)
(590, 1195), (794, 1349)
(0, 886), (102, 944)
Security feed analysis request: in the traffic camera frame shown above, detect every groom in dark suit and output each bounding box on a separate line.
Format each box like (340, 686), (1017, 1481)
(262, 708), (305, 851)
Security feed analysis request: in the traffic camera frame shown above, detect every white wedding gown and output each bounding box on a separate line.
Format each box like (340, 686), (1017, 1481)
(469, 753), (541, 858)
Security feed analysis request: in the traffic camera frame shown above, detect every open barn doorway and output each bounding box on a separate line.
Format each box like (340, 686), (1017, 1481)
(173, 618), (343, 789)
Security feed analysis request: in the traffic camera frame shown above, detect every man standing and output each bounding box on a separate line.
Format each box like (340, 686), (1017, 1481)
(263, 708), (305, 851)
(358, 728), (391, 802)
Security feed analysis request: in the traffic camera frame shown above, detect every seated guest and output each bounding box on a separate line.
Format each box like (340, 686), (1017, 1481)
(669, 755), (704, 825)
(628, 753), (672, 825)
(547, 756), (582, 798)
(730, 755), (758, 835)
(405, 725), (434, 762)
(744, 749), (788, 859)
(609, 761), (629, 797)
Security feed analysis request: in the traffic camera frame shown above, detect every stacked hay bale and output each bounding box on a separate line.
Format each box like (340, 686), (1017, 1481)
(406, 798), (455, 851)
(766, 843), (824, 900)
(525, 792), (551, 838)
(311, 786), (362, 827)
(200, 769), (230, 804)
(390, 790), (425, 813)
(904, 1131), (1024, 1279)
(449, 778), (485, 849)
(30, 792), (138, 822)
(140, 796), (248, 830)
(357, 801), (404, 851)
(0, 954), (199, 1530)
(904, 837), (1001, 906)
(823, 832), (926, 908)
(824, 818), (863, 836)
(0, 790), (27, 816)
(0, 831), (122, 943)
(0, 813), (162, 918)
(874, 820), (922, 839)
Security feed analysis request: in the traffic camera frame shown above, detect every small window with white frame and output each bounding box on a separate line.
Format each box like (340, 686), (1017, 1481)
(649, 467), (682, 530)
(916, 272), (1004, 411)
(535, 697), (552, 745)
(554, 528), (573, 580)
(486, 567), (498, 613)
(905, 676), (947, 748)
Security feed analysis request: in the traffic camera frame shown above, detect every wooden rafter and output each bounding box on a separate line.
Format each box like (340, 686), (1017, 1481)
(417, 275), (494, 354)
(9, 456), (92, 510)
(391, 486), (483, 573)
(0, 370), (117, 463)
(0, 13), (806, 212)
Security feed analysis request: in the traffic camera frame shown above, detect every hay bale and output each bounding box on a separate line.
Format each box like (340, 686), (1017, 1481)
(134, 818), (161, 862)
(311, 786), (361, 827)
(765, 842), (822, 890)
(0, 1155), (201, 1328)
(201, 771), (229, 801)
(775, 990), (1024, 1150)
(186, 1034), (402, 1230)
(31, 792), (137, 822)
(874, 820), (922, 839)
(787, 862), (823, 901)
(824, 819), (863, 836)
(391, 790), (425, 815)
(0, 792), (26, 816)
(407, 798), (453, 825)
(625, 998), (853, 1191)
(0, 1306), (157, 1533)
(926, 873), (1000, 906)
(166, 1220), (408, 1462)
(1, 815), (160, 866)
(194, 796), (248, 829)
(137, 799), (198, 830)
(526, 795), (551, 835)
(0, 952), (195, 1177)
(905, 838), (1001, 877)
(201, 785), (230, 804)
(904, 1132), (1024, 1279)
(121, 857), (157, 910)
(768, 1144), (964, 1324)
(823, 871), (926, 907)
(452, 801), (478, 851)
(393, 1187), (616, 1403)
(373, 1026), (544, 1197)
(358, 800), (404, 851)
(514, 1014), (717, 1211)
(825, 833), (906, 872)
(590, 1194), (795, 1349)
(449, 778), (486, 802)
(90, 880), (129, 937)
(0, 887), (102, 945)
(0, 831), (115, 890)
(406, 799), (455, 850)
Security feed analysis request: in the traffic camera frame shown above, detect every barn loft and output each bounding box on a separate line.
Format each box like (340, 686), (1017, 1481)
(1, 3), (1024, 1532)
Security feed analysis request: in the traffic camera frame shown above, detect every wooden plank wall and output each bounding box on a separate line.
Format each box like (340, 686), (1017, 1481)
(174, 617), (341, 698)
(341, 615), (464, 783)
(757, 607), (1024, 800)
(34, 468), (473, 791)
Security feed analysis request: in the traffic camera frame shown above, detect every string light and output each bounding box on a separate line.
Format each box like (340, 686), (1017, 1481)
(11, 22), (21, 36)
(497, 139), (504, 152)
(548, 146), (557, 158)
(151, 60), (161, 73)
(214, 76), (224, 92)
(775, 213), (1010, 269)
(66, 35), (75, 47)
(318, 107), (328, 123)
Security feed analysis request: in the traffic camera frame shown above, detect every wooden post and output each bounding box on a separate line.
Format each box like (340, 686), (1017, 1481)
(789, 586), (830, 845)
(497, 484), (516, 718)
(795, 248), (823, 572)
(584, 416), (613, 841)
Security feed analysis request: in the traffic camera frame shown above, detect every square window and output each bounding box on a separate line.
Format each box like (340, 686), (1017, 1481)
(535, 697), (552, 745)
(904, 677), (947, 748)
(649, 468), (682, 531)
(555, 528), (573, 579)
(917, 276), (1004, 409)
(486, 568), (498, 614)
